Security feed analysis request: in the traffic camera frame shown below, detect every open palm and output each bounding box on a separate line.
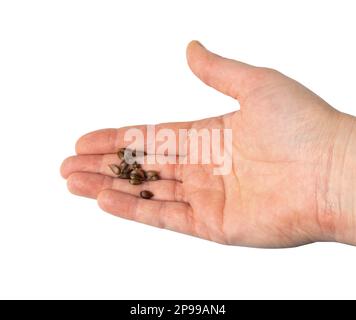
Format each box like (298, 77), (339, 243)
(61, 41), (341, 247)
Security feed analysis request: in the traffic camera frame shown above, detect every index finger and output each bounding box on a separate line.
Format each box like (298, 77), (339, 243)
(75, 122), (193, 155)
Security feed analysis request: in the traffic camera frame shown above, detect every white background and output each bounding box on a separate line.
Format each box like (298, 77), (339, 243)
(0, 0), (356, 299)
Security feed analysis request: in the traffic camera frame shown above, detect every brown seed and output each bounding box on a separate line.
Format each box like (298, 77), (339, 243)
(145, 171), (160, 181)
(118, 172), (130, 179)
(117, 148), (126, 160)
(114, 148), (157, 186)
(140, 190), (154, 200)
(132, 162), (141, 169)
(130, 169), (145, 181)
(129, 179), (143, 185)
(148, 175), (159, 181)
(130, 175), (143, 182)
(108, 164), (121, 176)
(119, 161), (130, 173)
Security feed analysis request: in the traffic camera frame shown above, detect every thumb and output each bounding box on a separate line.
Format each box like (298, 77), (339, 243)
(186, 41), (259, 101)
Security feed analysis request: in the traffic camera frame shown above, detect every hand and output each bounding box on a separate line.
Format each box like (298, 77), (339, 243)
(61, 41), (356, 247)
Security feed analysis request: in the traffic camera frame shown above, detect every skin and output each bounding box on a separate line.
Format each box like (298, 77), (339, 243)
(61, 41), (356, 248)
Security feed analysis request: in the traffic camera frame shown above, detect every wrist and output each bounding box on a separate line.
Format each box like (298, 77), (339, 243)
(317, 111), (356, 244)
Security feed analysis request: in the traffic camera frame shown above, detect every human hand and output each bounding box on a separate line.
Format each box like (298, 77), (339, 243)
(61, 41), (356, 247)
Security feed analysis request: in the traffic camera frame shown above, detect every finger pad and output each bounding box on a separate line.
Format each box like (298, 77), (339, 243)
(67, 173), (107, 198)
(76, 129), (117, 154)
(97, 190), (134, 218)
